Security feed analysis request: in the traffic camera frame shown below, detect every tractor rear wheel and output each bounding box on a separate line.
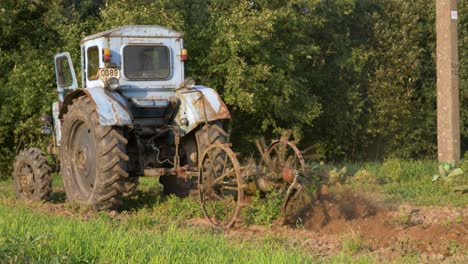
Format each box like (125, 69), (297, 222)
(196, 121), (227, 170)
(60, 96), (128, 210)
(13, 148), (52, 201)
(159, 121), (227, 197)
(195, 121), (228, 194)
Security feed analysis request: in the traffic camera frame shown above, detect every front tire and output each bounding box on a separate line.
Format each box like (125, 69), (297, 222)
(60, 96), (128, 210)
(13, 148), (52, 201)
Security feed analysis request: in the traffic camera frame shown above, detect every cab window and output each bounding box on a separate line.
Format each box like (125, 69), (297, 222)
(87, 46), (99, 80)
(123, 45), (170, 79)
(56, 56), (73, 87)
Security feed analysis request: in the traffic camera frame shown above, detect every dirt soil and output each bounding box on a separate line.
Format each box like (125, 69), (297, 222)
(191, 187), (467, 263)
(296, 188), (467, 262)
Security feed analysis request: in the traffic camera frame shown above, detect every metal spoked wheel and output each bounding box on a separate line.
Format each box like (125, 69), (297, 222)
(198, 143), (244, 228)
(260, 140), (312, 224)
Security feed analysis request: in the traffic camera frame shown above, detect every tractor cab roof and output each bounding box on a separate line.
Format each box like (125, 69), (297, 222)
(81, 25), (184, 44)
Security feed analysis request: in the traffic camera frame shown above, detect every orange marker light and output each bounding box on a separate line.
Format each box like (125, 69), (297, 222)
(181, 49), (188, 61)
(103, 48), (111, 62)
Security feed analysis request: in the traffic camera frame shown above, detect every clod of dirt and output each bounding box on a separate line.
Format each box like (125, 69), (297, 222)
(276, 187), (467, 261)
(290, 188), (381, 231)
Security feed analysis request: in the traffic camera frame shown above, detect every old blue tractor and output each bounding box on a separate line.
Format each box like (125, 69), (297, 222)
(13, 25), (313, 228)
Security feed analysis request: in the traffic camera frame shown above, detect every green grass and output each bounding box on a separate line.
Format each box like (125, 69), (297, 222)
(380, 179), (467, 207)
(0, 204), (312, 263)
(0, 197), (380, 264)
(0, 158), (466, 263)
(0, 177), (380, 263)
(339, 159), (467, 207)
(341, 230), (364, 254)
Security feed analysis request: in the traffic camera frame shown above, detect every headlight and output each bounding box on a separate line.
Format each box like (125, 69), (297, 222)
(180, 118), (189, 126)
(40, 114), (52, 125)
(183, 77), (195, 89)
(107, 77), (119, 90)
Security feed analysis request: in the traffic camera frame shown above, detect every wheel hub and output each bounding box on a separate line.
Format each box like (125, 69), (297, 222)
(76, 146), (88, 171)
(67, 120), (97, 198)
(19, 165), (34, 195)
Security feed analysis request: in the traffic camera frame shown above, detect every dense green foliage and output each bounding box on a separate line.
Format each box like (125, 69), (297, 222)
(0, 0), (466, 175)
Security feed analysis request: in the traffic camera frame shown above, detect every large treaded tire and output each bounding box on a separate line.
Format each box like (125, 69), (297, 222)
(13, 148), (52, 201)
(122, 176), (138, 197)
(60, 96), (128, 210)
(123, 134), (140, 197)
(196, 121), (227, 174)
(159, 121), (227, 197)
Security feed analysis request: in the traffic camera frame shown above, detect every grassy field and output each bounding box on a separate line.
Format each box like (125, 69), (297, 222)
(0, 177), (382, 264)
(0, 159), (466, 263)
(0, 204), (311, 263)
(328, 159), (467, 207)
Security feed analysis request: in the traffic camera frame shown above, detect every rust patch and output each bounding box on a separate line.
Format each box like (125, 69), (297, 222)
(110, 101), (120, 124)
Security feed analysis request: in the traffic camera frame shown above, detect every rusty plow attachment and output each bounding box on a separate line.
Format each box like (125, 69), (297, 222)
(198, 134), (316, 229)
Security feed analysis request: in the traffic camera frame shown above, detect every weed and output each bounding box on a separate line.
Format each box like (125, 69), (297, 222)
(446, 240), (461, 256)
(380, 158), (404, 183)
(243, 191), (283, 225)
(432, 162), (467, 193)
(155, 195), (201, 220)
(375, 160), (467, 207)
(51, 173), (63, 187)
(343, 159), (467, 206)
(295, 217), (305, 229)
(460, 152), (468, 171)
(348, 169), (377, 184)
(388, 254), (420, 264)
(454, 214), (463, 223)
(341, 229), (363, 254)
(329, 167), (348, 184)
(397, 207), (412, 227)
(397, 237), (417, 256)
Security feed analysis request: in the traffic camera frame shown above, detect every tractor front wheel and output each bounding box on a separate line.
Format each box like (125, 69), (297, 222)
(13, 148), (52, 201)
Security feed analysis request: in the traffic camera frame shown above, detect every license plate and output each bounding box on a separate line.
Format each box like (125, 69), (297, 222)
(99, 68), (120, 80)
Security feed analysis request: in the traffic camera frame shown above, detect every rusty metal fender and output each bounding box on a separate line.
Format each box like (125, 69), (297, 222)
(175, 85), (231, 134)
(59, 88), (132, 126)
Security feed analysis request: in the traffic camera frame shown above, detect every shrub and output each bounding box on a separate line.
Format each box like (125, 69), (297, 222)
(243, 191), (283, 225)
(349, 169), (377, 184)
(380, 159), (405, 183)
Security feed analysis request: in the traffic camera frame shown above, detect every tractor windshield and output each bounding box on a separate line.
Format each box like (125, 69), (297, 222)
(123, 45), (170, 80)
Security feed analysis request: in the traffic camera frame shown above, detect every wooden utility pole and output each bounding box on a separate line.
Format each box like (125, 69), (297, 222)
(436, 0), (460, 163)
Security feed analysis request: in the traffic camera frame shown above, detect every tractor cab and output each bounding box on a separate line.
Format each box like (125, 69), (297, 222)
(53, 25), (230, 143)
(78, 25), (185, 93)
